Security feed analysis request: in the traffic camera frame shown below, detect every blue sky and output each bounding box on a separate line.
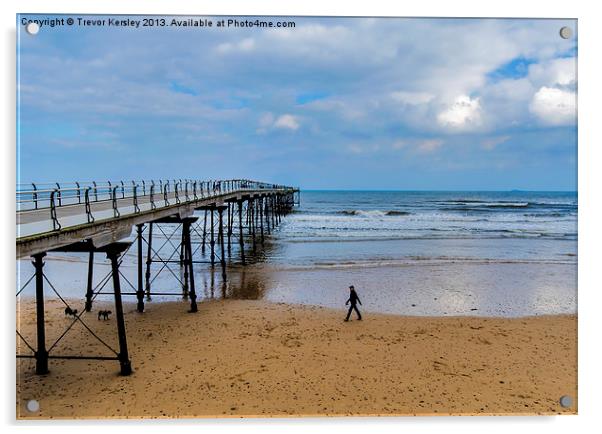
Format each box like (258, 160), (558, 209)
(17, 16), (577, 190)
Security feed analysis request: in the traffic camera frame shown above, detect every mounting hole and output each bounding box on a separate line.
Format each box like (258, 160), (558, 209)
(26, 399), (40, 412)
(25, 22), (40, 35)
(559, 26), (573, 40)
(559, 395), (573, 408)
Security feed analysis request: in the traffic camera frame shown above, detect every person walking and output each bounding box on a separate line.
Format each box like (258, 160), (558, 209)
(344, 285), (362, 321)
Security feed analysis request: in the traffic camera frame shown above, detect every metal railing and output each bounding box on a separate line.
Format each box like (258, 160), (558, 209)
(17, 179), (296, 232)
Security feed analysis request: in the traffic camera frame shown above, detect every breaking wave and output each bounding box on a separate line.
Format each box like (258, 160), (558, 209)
(338, 210), (411, 216)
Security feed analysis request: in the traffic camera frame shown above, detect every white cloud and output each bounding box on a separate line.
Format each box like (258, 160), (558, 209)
(437, 95), (482, 131)
(19, 16), (577, 176)
(390, 91), (434, 106)
(274, 114), (300, 130)
(347, 142), (381, 154)
(390, 138), (445, 153)
(216, 38), (256, 54)
(529, 86), (576, 126)
(347, 143), (364, 154)
(417, 139), (444, 153)
(257, 112), (299, 132)
(528, 57), (576, 88)
(258, 112), (275, 128)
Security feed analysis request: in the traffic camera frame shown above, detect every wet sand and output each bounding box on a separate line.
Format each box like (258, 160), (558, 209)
(16, 298), (577, 418)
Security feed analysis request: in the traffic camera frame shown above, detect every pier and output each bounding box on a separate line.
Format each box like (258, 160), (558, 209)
(16, 179), (299, 375)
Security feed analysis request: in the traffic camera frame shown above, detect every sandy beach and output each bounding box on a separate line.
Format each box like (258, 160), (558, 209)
(16, 298), (577, 418)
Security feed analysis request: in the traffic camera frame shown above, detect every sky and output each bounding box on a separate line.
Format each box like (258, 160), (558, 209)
(17, 16), (577, 190)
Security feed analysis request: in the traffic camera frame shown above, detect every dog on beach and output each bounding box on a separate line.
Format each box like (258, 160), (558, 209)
(98, 310), (112, 320)
(64, 306), (78, 317)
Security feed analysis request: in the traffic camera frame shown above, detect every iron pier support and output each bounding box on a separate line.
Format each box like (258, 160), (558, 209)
(84, 249), (94, 312)
(265, 197), (271, 234)
(136, 224), (145, 312)
(145, 222), (153, 300)
(251, 199), (256, 252)
(218, 206), (227, 281)
(182, 224), (189, 299)
(183, 218), (198, 313)
(33, 252), (49, 375)
(227, 203), (233, 257)
(259, 197), (265, 245)
(107, 247), (132, 376)
(202, 209), (208, 254)
(210, 207), (215, 267)
(238, 200), (245, 265)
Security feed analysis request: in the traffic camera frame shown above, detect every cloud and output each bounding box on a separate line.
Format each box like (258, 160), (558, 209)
(528, 57), (576, 88)
(274, 114), (300, 130)
(391, 139), (407, 150)
(529, 87), (576, 126)
(390, 91), (434, 106)
(417, 139), (444, 153)
(216, 37), (256, 54)
(16, 16), (577, 189)
(390, 138), (444, 153)
(347, 143), (364, 154)
(347, 142), (381, 154)
(481, 135), (511, 150)
(437, 95), (482, 131)
(257, 112), (299, 132)
(303, 98), (365, 120)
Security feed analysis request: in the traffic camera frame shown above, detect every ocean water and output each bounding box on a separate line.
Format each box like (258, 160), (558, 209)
(17, 191), (577, 317)
(268, 190), (577, 262)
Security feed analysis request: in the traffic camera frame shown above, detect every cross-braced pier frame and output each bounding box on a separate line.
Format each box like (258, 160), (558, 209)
(16, 179), (298, 375)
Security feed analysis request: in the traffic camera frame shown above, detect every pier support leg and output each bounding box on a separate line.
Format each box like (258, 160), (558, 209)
(107, 248), (132, 376)
(33, 253), (48, 375)
(136, 224), (145, 313)
(251, 199), (256, 252)
(145, 222), (153, 300)
(265, 199), (271, 234)
(85, 250), (94, 312)
(181, 224), (189, 299)
(180, 230), (185, 268)
(227, 203), (232, 257)
(184, 220), (198, 313)
(202, 210), (208, 255)
(210, 208), (215, 267)
(259, 197), (265, 245)
(218, 207), (227, 281)
(238, 200), (245, 265)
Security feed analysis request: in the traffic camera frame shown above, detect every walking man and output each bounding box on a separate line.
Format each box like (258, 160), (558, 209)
(344, 285), (362, 321)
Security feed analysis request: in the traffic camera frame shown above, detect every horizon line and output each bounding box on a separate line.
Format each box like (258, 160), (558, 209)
(297, 188), (577, 192)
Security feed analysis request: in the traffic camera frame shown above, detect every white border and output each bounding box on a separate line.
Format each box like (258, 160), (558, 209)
(2, 1), (600, 433)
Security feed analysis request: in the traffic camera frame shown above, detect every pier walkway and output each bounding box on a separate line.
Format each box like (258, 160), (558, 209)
(16, 179), (299, 376)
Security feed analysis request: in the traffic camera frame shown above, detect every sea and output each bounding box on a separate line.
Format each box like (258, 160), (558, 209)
(17, 191), (577, 318)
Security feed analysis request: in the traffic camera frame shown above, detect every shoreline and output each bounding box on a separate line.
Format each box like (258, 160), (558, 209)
(17, 258), (577, 318)
(17, 298), (577, 418)
(16, 294), (576, 319)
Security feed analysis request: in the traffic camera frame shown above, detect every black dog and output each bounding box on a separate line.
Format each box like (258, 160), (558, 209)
(98, 310), (112, 320)
(64, 306), (78, 317)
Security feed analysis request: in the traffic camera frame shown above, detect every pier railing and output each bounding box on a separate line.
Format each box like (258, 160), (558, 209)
(17, 179), (290, 211)
(17, 179), (297, 235)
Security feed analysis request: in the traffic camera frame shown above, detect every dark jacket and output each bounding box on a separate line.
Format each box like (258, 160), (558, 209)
(346, 289), (361, 306)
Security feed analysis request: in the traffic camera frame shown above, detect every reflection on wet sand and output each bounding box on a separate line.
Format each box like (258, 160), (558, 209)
(191, 237), (281, 301)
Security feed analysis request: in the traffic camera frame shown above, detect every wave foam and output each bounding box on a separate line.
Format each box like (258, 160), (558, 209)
(338, 209), (411, 216)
